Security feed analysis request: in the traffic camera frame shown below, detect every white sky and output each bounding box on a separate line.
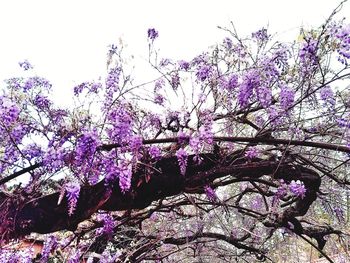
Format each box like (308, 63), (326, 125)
(0, 0), (349, 105)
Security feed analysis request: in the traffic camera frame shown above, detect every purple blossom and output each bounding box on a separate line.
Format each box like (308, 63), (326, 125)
(65, 182), (81, 216)
(179, 60), (190, 71)
(19, 60), (33, 71)
(272, 180), (288, 206)
(96, 213), (115, 236)
(176, 148), (188, 176)
(43, 147), (66, 172)
(148, 28), (159, 40)
(33, 94), (51, 109)
(178, 131), (190, 144)
(159, 58), (171, 67)
(171, 73), (180, 90)
(22, 143), (42, 160)
(41, 235), (57, 262)
(118, 159), (132, 193)
(245, 147), (259, 159)
(319, 86), (335, 109)
(154, 93), (165, 105)
(299, 38), (318, 74)
(279, 86), (295, 110)
(252, 28), (269, 43)
(68, 250), (81, 263)
(256, 86), (272, 108)
(0, 97), (20, 125)
(204, 185), (218, 202)
(107, 105), (133, 144)
(129, 136), (143, 153)
(238, 70), (260, 108)
(75, 130), (100, 163)
(23, 76), (52, 91)
(149, 145), (161, 160)
(196, 65), (212, 82)
(223, 37), (233, 49)
(335, 24), (350, 64)
(154, 78), (165, 91)
(289, 180), (306, 199)
(106, 67), (121, 92)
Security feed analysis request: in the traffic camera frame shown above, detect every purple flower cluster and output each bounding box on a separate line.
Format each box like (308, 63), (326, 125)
(178, 60), (190, 71)
(43, 147), (66, 172)
(335, 24), (350, 65)
(289, 180), (306, 199)
(171, 73), (180, 90)
(96, 213), (115, 236)
(196, 64), (212, 82)
(147, 28), (159, 41)
(245, 147), (259, 159)
(33, 94), (51, 109)
(223, 37), (233, 50)
(74, 81), (102, 96)
(279, 86), (295, 110)
(252, 28), (269, 43)
(256, 86), (272, 108)
(0, 97), (20, 125)
(23, 76), (52, 91)
(106, 67), (121, 92)
(75, 130), (100, 164)
(149, 145), (162, 160)
(204, 185), (218, 202)
(176, 148), (188, 176)
(117, 158), (132, 193)
(41, 235), (57, 262)
(107, 105), (133, 144)
(19, 60), (33, 71)
(319, 86), (335, 109)
(238, 70), (260, 108)
(65, 182), (81, 216)
(299, 38), (318, 74)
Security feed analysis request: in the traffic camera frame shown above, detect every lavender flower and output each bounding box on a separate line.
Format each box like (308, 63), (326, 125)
(245, 147), (259, 159)
(289, 180), (306, 199)
(149, 145), (161, 160)
(279, 86), (295, 110)
(178, 60), (190, 71)
(196, 65), (212, 82)
(96, 213), (115, 236)
(148, 28), (159, 40)
(65, 182), (81, 216)
(41, 235), (57, 262)
(19, 60), (33, 71)
(118, 158), (132, 193)
(252, 28), (269, 43)
(204, 185), (218, 202)
(176, 148), (188, 176)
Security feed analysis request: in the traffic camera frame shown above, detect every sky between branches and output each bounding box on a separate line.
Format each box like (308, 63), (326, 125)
(0, 0), (349, 106)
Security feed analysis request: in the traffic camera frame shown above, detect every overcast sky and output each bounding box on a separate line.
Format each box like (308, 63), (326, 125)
(0, 0), (349, 105)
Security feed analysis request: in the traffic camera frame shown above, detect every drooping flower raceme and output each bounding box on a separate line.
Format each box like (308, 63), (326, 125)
(176, 148), (188, 176)
(65, 182), (81, 216)
(204, 185), (218, 202)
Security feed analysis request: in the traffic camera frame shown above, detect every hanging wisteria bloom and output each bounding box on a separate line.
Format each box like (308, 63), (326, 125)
(176, 148), (188, 176)
(41, 235), (57, 262)
(118, 158), (133, 193)
(204, 185), (218, 202)
(65, 182), (81, 216)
